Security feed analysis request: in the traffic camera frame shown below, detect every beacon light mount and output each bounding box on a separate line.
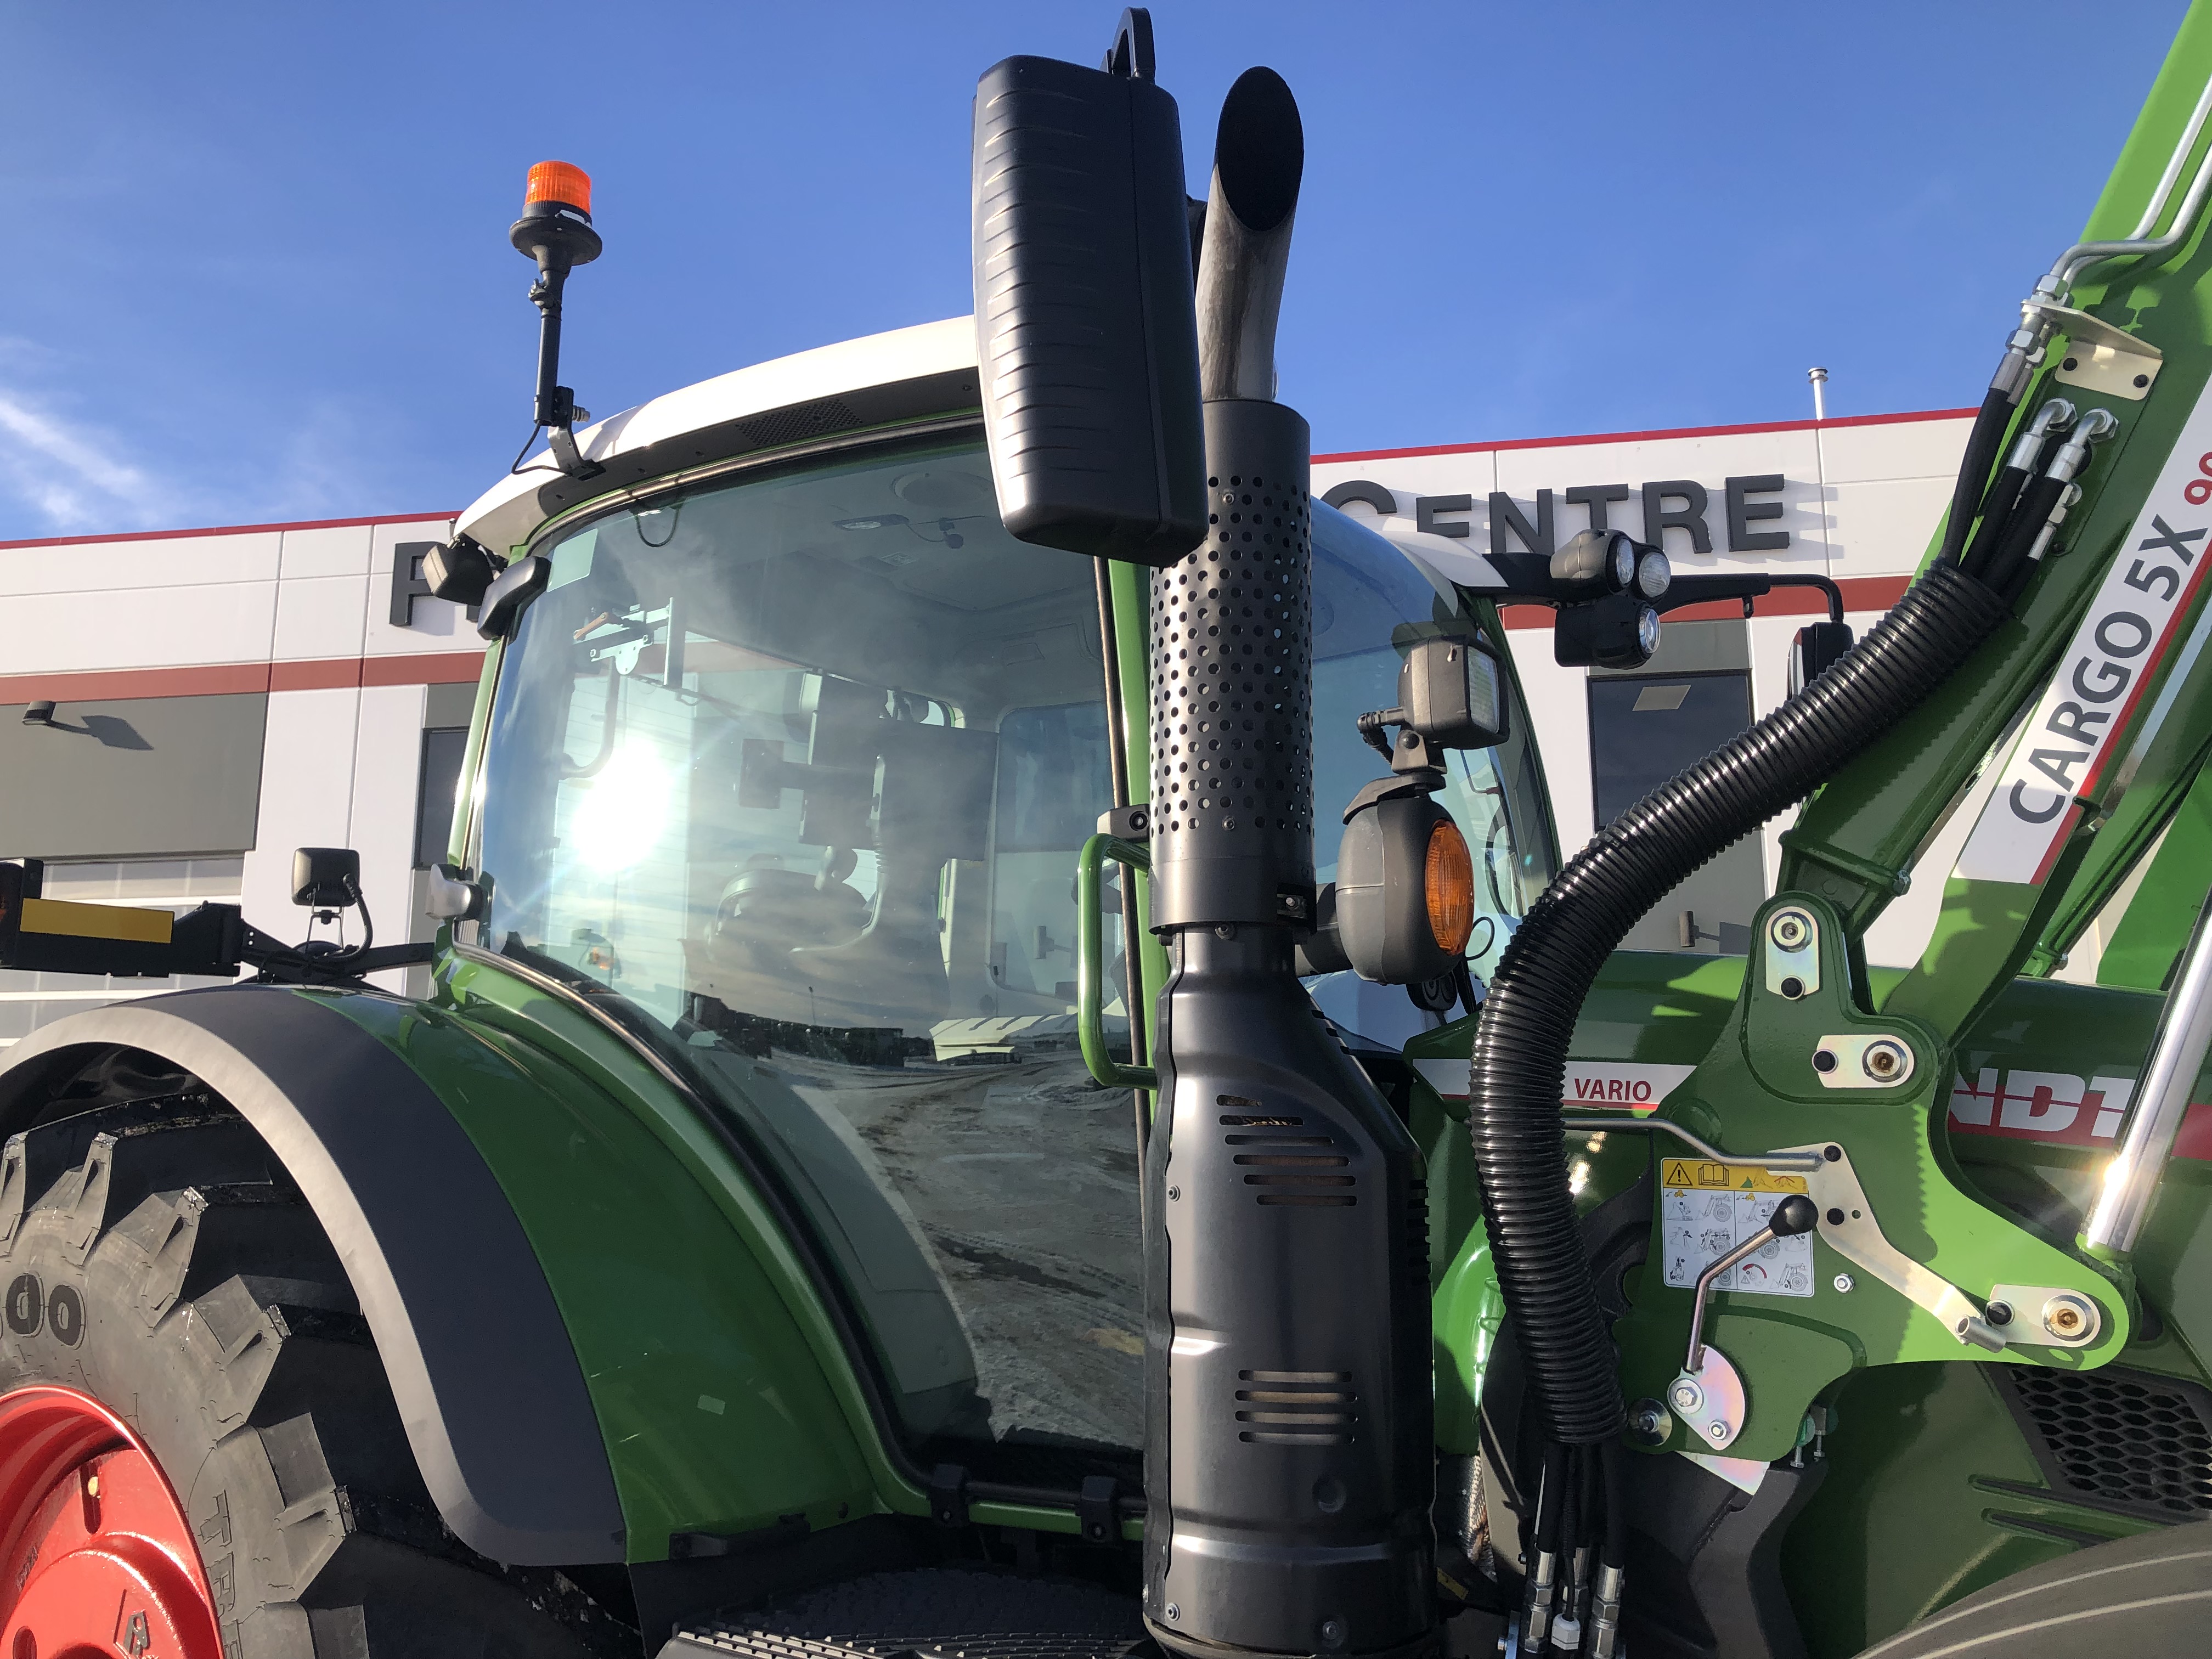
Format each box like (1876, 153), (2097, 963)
(511, 160), (605, 482)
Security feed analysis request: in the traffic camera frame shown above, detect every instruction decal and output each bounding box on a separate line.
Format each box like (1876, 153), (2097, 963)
(1661, 1163), (1814, 1299)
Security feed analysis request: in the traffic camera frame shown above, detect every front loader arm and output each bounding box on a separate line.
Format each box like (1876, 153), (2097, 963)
(1784, 5), (2212, 1041)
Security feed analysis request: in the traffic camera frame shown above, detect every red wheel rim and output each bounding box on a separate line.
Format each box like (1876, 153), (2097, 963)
(0, 1385), (222, 1659)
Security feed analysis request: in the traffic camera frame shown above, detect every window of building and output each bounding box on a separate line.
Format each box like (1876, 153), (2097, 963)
(415, 728), (470, 869)
(1588, 672), (1753, 825)
(1588, 670), (1759, 952)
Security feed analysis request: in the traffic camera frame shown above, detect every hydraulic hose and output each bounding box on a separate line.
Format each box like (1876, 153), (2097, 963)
(1598, 1441), (1627, 1570)
(1468, 558), (2011, 1443)
(1960, 465), (2029, 574)
(1938, 388), (2015, 565)
(1978, 471), (2071, 594)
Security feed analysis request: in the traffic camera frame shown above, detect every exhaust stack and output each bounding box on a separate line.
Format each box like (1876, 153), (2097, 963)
(1142, 66), (1436, 1659)
(1193, 71), (1301, 402)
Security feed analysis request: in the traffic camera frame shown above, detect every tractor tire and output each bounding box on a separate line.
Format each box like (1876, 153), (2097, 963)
(0, 1077), (629, 1657)
(1854, 1522), (2212, 1658)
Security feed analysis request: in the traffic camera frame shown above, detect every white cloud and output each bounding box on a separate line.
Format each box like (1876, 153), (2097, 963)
(0, 389), (187, 533)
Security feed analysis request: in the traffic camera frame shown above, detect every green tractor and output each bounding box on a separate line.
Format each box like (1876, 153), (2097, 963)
(1, 7), (2207, 1656)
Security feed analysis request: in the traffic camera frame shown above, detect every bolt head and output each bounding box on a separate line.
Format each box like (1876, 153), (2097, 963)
(1165, 1605), (1181, 1622)
(1985, 1301), (2014, 1327)
(1863, 1040), (1909, 1082)
(1770, 911), (1812, 951)
(1707, 1421), (1730, 1442)
(1671, 1380), (1703, 1413)
(1833, 1273), (1854, 1294)
(2042, 1293), (2095, 1340)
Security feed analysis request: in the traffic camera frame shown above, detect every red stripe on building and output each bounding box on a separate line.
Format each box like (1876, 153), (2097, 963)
(2, 652), (486, 703)
(0, 510), (458, 554)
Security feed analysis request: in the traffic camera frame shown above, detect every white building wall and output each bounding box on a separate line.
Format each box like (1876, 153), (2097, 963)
(2, 511), (466, 1039)
(1313, 409), (1977, 969)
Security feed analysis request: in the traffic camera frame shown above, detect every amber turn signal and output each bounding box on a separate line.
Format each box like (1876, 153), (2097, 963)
(523, 160), (594, 218)
(1425, 819), (1475, 953)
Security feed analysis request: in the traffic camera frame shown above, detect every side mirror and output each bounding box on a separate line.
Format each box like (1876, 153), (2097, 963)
(477, 554), (550, 641)
(291, 848), (360, 909)
(1790, 620), (1855, 695)
(425, 864), (485, 922)
(1331, 778), (1474, 985)
(424, 535), (503, 606)
(1397, 635), (1508, 751)
(970, 40), (1205, 564)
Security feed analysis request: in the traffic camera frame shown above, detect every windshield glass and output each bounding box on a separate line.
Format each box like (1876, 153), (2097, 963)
(470, 435), (1551, 1472)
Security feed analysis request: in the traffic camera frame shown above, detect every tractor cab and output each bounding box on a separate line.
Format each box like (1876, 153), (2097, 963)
(445, 321), (1558, 1480)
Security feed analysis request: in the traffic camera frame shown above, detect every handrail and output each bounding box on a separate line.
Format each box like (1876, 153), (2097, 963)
(1077, 833), (1156, 1090)
(1558, 1113), (1825, 1174)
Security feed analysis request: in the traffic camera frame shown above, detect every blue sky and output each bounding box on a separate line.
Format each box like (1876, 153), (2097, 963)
(0, 1), (2191, 540)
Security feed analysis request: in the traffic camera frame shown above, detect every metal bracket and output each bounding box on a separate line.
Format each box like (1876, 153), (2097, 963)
(1810, 1032), (1917, 1091)
(1076, 1474), (1121, 1544)
(929, 1462), (970, 1528)
(1668, 1348), (1748, 1451)
(1780, 1143), (2005, 1350)
(1763, 907), (1821, 1000)
(1097, 804), (1153, 839)
(2035, 302), (2163, 402)
(1985, 1283), (2105, 1348)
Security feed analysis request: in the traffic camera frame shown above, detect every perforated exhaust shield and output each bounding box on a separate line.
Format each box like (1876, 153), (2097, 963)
(1140, 398), (1434, 1659)
(1148, 400), (1315, 930)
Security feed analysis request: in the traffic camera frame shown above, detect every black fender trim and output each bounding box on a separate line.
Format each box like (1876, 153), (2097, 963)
(0, 985), (624, 1565)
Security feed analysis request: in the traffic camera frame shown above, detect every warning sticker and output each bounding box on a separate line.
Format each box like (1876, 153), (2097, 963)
(1660, 1161), (1814, 1299)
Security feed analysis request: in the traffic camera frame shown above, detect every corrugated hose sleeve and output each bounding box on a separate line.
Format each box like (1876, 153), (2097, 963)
(1468, 558), (2012, 1443)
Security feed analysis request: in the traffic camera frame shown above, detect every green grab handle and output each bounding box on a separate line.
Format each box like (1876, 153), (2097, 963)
(1077, 833), (1156, 1090)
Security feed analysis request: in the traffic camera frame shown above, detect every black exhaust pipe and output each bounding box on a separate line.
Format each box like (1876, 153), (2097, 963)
(1142, 66), (1436, 1659)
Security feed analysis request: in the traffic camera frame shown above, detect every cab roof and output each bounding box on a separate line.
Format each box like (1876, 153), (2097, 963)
(455, 317), (979, 555)
(453, 314), (1505, 601)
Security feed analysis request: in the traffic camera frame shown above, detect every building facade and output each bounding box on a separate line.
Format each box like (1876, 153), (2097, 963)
(1311, 404), (1990, 970)
(1, 511), (472, 1037)
(4, 403), (2025, 1049)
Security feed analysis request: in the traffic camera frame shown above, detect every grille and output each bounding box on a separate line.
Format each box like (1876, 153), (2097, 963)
(1221, 1106), (1352, 1206)
(1236, 1369), (1357, 1445)
(670, 1630), (1133, 1659)
(737, 397), (862, 449)
(669, 1567), (1141, 1659)
(1148, 470), (1313, 846)
(1408, 1177), (1431, 1284)
(1997, 1365), (2212, 1520)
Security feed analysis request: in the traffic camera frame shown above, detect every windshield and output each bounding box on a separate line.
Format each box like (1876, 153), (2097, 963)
(470, 434), (1550, 1473)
